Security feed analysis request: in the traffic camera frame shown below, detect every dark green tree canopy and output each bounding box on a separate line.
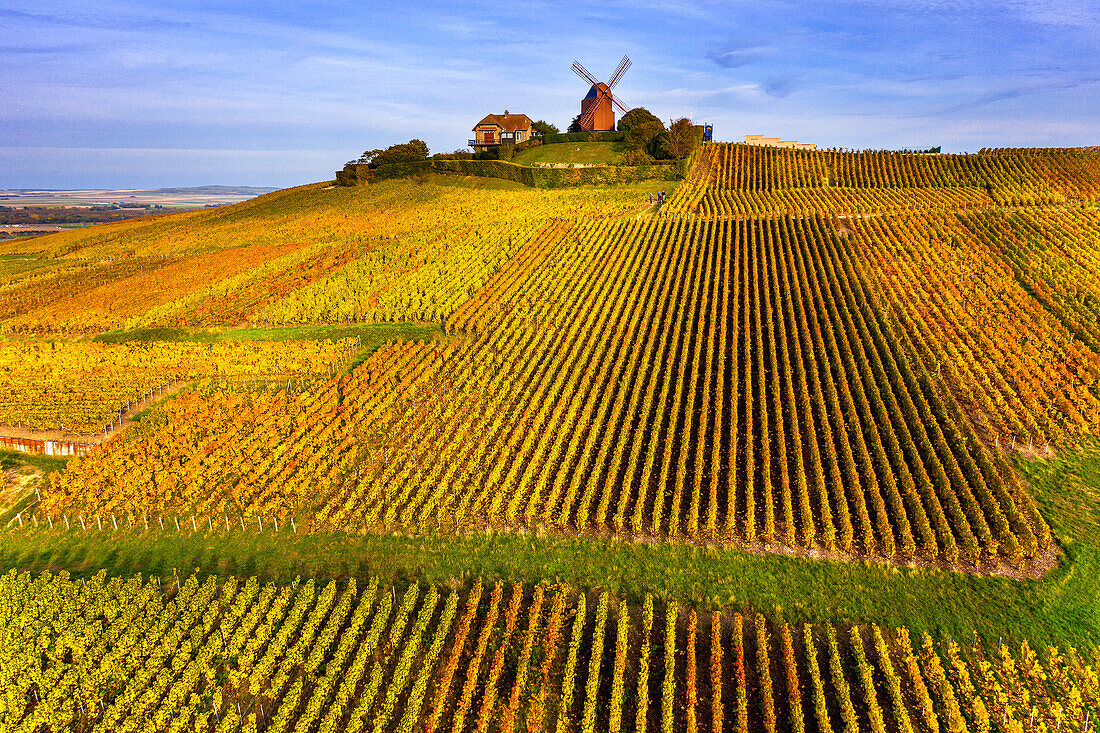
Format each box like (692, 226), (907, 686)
(531, 120), (559, 137)
(662, 118), (699, 160)
(358, 149), (383, 164)
(371, 139), (430, 167)
(567, 114), (584, 134)
(617, 108), (662, 134)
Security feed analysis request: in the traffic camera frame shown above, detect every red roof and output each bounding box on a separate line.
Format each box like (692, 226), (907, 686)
(473, 112), (533, 133)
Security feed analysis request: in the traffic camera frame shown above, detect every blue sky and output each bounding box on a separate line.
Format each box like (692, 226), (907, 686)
(2, 0), (1097, 188)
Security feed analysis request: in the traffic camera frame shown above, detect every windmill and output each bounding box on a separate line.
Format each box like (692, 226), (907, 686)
(571, 56), (631, 132)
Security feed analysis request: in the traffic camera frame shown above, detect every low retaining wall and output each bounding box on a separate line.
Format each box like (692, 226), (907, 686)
(0, 436), (92, 457)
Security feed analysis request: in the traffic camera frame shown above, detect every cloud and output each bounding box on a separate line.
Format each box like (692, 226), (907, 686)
(763, 75), (797, 98)
(707, 45), (772, 68)
(936, 76), (1100, 115)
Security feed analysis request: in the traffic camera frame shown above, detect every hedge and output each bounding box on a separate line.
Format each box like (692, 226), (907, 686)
(337, 158), (685, 188)
(542, 131), (626, 144)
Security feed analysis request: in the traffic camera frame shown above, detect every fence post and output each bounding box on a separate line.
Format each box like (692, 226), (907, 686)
(16, 512), (22, 528)
(191, 516), (197, 532)
(47, 515), (53, 529)
(65, 515), (70, 529)
(174, 517), (180, 531)
(112, 515), (117, 530)
(291, 517), (296, 533)
(258, 516), (262, 532)
(159, 516), (164, 530)
(273, 517), (278, 532)
(96, 515), (102, 531)
(79, 515), (86, 530)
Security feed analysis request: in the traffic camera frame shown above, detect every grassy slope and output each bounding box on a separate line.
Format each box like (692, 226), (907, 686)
(92, 322), (441, 347)
(2, 444), (1097, 648)
(513, 142), (629, 166)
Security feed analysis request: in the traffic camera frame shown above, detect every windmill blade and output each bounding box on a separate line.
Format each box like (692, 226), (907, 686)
(571, 61), (600, 88)
(611, 95), (629, 114)
(607, 55), (631, 89)
(576, 104), (598, 130)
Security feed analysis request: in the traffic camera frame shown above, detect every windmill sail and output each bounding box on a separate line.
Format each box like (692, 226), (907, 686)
(571, 57), (631, 132)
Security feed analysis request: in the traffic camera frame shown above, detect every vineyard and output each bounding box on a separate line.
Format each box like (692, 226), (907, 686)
(0, 339), (361, 433)
(0, 181), (650, 334)
(4, 148), (1100, 727)
(44, 213), (1053, 568)
(2, 570), (1098, 733)
(669, 144), (1100, 215)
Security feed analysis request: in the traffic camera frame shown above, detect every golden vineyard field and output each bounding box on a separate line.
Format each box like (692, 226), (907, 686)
(8, 148), (1100, 573)
(4, 571), (1097, 733)
(3, 145), (1100, 729)
(44, 212), (1065, 569)
(671, 145), (1100, 215)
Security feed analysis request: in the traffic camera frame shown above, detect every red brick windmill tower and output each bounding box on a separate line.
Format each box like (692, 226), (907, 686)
(572, 56), (631, 131)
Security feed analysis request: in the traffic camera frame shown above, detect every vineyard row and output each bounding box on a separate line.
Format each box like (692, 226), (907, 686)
(2, 571), (1097, 733)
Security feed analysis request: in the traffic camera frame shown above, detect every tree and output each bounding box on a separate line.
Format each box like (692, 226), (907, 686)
(619, 108), (665, 154)
(371, 139), (430, 167)
(661, 118), (698, 160)
(358, 149), (383, 164)
(567, 114), (584, 134)
(531, 120), (559, 138)
(627, 120), (665, 154)
(617, 108), (662, 135)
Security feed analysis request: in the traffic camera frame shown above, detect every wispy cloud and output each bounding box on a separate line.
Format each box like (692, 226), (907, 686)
(707, 45), (772, 69)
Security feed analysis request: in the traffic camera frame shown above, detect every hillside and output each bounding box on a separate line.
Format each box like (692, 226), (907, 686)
(1, 146), (1100, 731)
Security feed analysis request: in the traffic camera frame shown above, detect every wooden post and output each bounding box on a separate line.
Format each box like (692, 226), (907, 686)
(174, 516), (180, 531)
(159, 516), (164, 530)
(258, 516), (262, 532)
(65, 515), (70, 529)
(47, 515), (53, 528)
(96, 515), (102, 530)
(112, 514), (117, 530)
(273, 517), (278, 532)
(191, 516), (197, 532)
(291, 517), (296, 533)
(79, 515), (86, 530)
